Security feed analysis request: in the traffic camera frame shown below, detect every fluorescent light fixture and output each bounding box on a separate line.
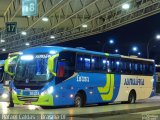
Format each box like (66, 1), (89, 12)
(21, 31), (27, 35)
(0, 39), (5, 43)
(82, 24), (88, 28)
(49, 50), (56, 54)
(42, 17), (49, 22)
(2, 48), (6, 51)
(122, 3), (130, 10)
(25, 42), (30, 46)
(20, 55), (34, 60)
(50, 35), (55, 39)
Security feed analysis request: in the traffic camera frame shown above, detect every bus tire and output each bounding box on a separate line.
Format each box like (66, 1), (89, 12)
(128, 90), (136, 104)
(74, 93), (85, 107)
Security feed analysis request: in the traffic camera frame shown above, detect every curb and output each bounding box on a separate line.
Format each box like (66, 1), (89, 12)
(68, 105), (160, 118)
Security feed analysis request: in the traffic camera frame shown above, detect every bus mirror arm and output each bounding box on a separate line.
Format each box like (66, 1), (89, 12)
(4, 59), (15, 76)
(48, 54), (59, 76)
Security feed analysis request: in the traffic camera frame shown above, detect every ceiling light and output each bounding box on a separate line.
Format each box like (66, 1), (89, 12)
(42, 17), (49, 22)
(25, 42), (30, 46)
(21, 31), (27, 36)
(82, 24), (88, 28)
(122, 3), (130, 10)
(109, 39), (114, 44)
(132, 46), (138, 52)
(2, 48), (6, 51)
(115, 49), (119, 53)
(138, 52), (141, 55)
(0, 39), (5, 43)
(50, 35), (55, 39)
(156, 34), (160, 39)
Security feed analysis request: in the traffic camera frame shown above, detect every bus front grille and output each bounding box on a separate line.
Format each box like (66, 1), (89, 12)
(17, 96), (39, 102)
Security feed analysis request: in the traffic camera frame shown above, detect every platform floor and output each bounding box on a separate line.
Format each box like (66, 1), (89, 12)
(0, 96), (160, 117)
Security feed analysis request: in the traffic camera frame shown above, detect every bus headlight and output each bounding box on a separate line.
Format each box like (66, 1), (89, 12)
(41, 86), (54, 95)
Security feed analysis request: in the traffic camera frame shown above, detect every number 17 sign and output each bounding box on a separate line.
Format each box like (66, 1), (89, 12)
(22, 0), (38, 16)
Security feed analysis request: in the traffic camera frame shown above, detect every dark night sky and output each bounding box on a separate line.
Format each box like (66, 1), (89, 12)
(1, 13), (160, 63)
(57, 13), (160, 64)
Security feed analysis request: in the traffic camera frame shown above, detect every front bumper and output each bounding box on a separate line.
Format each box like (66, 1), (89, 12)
(12, 93), (54, 106)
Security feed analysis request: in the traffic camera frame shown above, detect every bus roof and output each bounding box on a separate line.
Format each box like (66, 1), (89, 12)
(22, 46), (154, 62)
(121, 55), (154, 62)
(22, 46), (120, 57)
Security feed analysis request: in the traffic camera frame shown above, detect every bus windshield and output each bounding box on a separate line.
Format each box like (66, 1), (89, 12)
(14, 55), (52, 82)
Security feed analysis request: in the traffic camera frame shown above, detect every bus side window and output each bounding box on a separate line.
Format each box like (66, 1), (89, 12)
(128, 61), (132, 74)
(146, 64), (150, 75)
(91, 56), (99, 71)
(100, 57), (107, 72)
(143, 64), (146, 74)
(134, 62), (138, 74)
(84, 55), (91, 71)
(107, 58), (113, 73)
(56, 51), (76, 84)
(115, 60), (120, 73)
(149, 63), (154, 75)
(76, 54), (84, 71)
(106, 59), (111, 73)
(139, 63), (143, 75)
(126, 61), (130, 74)
(131, 61), (134, 74)
(57, 61), (65, 78)
(121, 60), (126, 74)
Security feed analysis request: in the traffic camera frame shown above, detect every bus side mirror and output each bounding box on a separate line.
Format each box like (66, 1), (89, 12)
(48, 54), (59, 76)
(4, 58), (15, 76)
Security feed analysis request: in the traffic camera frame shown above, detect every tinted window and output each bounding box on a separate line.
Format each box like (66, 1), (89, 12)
(91, 56), (99, 71)
(84, 55), (91, 71)
(76, 54), (84, 71)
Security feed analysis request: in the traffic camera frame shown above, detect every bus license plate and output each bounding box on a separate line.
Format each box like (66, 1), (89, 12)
(29, 91), (39, 96)
(23, 90), (39, 96)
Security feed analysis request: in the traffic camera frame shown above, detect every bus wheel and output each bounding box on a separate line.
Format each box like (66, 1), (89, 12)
(74, 93), (85, 107)
(128, 90), (136, 104)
